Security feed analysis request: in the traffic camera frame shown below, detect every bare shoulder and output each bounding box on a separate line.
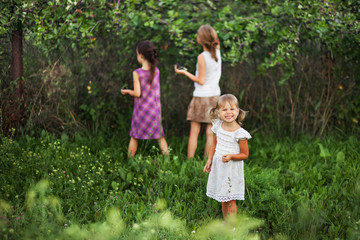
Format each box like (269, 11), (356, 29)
(132, 70), (140, 79)
(197, 53), (205, 60)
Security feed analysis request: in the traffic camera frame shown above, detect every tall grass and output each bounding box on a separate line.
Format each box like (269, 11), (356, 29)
(0, 131), (359, 239)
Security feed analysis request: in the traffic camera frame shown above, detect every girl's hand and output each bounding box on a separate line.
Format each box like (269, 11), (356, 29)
(222, 154), (232, 163)
(203, 160), (212, 173)
(174, 65), (186, 75)
(121, 89), (130, 95)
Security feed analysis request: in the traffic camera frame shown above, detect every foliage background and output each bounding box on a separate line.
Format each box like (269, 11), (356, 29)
(1, 1), (360, 239)
(0, 0), (359, 137)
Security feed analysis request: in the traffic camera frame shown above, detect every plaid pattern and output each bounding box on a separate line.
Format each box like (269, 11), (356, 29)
(130, 68), (165, 139)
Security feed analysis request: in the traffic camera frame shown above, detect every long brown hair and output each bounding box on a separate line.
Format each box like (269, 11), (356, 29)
(197, 25), (219, 62)
(136, 40), (159, 85)
(209, 94), (247, 125)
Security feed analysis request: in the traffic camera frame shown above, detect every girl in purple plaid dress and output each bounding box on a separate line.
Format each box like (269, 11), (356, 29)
(121, 40), (168, 157)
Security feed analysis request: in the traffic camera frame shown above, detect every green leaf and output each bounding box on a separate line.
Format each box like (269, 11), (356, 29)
(271, 6), (282, 16)
(111, 181), (118, 190)
(126, 172), (133, 181)
(336, 151), (345, 163)
(318, 143), (330, 158)
(119, 168), (126, 180)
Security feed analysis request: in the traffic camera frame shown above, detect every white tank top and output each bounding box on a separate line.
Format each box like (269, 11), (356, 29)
(193, 49), (221, 97)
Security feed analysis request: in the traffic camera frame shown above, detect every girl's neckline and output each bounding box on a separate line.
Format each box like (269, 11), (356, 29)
(203, 49), (219, 53)
(220, 121), (241, 133)
(141, 67), (150, 71)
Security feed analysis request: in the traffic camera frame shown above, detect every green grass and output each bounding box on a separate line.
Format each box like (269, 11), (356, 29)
(0, 131), (359, 239)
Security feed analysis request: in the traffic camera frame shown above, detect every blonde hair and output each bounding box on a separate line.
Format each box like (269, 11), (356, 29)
(209, 94), (247, 125)
(197, 25), (219, 62)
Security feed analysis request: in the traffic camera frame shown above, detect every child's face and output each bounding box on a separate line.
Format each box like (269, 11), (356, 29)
(217, 102), (239, 123)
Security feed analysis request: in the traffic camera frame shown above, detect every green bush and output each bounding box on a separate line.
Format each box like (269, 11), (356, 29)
(1, 1), (359, 136)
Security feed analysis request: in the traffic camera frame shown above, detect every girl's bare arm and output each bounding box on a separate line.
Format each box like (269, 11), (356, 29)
(121, 71), (141, 97)
(204, 134), (217, 172)
(222, 140), (249, 162)
(174, 54), (206, 85)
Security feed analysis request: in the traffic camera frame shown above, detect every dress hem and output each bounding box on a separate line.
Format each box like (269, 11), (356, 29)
(206, 193), (244, 202)
(130, 134), (165, 140)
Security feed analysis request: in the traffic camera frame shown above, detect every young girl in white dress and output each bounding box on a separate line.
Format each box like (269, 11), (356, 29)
(204, 94), (251, 220)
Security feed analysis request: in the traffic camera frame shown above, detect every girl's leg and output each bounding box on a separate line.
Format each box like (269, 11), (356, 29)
(188, 121), (201, 159)
(229, 200), (237, 217)
(157, 137), (169, 155)
(128, 137), (138, 157)
(221, 201), (230, 219)
(204, 123), (213, 158)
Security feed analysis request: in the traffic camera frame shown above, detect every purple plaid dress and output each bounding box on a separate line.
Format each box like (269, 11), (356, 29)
(130, 67), (165, 139)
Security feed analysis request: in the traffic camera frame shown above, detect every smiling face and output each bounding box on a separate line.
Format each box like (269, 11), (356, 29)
(217, 102), (240, 123)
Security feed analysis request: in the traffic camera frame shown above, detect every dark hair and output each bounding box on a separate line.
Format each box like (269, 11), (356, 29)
(136, 40), (159, 85)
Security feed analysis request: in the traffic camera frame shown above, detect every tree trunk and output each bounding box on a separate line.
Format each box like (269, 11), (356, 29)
(6, 23), (24, 131)
(12, 25), (23, 97)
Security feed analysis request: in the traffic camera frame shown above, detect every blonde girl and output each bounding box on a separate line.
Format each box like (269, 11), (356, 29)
(174, 24), (221, 159)
(121, 40), (168, 157)
(204, 94), (251, 220)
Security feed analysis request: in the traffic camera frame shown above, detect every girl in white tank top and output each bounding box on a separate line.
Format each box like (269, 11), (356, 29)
(193, 49), (221, 97)
(174, 25), (222, 159)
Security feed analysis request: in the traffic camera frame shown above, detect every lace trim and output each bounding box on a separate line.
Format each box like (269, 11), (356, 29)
(220, 127), (251, 140)
(211, 119), (221, 134)
(212, 119), (252, 140)
(206, 192), (245, 202)
(235, 128), (252, 141)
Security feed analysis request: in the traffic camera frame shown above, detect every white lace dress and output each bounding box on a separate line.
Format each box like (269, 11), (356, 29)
(206, 119), (252, 202)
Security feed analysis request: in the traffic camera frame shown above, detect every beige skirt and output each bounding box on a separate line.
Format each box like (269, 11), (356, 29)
(186, 96), (220, 123)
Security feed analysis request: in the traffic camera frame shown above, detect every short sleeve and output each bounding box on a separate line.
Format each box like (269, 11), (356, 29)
(211, 119), (221, 134)
(235, 128), (252, 141)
